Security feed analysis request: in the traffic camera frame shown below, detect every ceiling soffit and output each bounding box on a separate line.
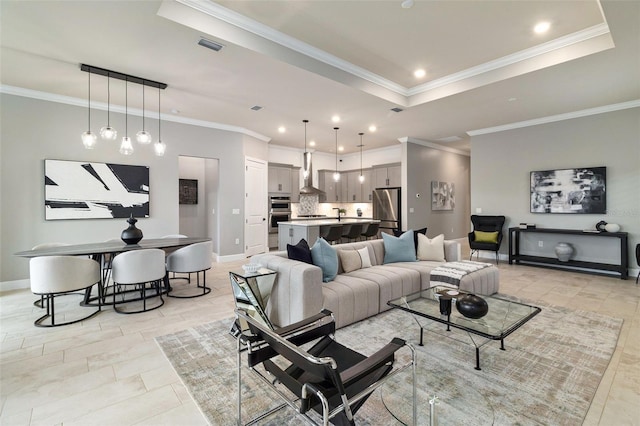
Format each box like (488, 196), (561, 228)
(161, 0), (614, 108)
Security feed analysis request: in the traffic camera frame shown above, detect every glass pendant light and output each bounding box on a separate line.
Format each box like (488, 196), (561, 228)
(119, 79), (134, 155)
(136, 83), (152, 144)
(154, 86), (166, 156)
(81, 68), (97, 149)
(100, 75), (117, 140)
(358, 133), (365, 183)
(333, 127), (340, 182)
(302, 120), (310, 179)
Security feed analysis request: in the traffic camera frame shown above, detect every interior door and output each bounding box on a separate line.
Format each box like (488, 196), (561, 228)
(245, 157), (268, 256)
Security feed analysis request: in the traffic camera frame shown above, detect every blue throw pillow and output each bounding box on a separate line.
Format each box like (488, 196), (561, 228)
(311, 238), (338, 282)
(382, 230), (417, 264)
(287, 239), (313, 264)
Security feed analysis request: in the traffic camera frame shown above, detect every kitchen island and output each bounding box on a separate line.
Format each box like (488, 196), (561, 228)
(278, 218), (380, 250)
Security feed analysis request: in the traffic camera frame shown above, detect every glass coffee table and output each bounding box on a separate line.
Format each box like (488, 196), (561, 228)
(388, 286), (541, 370)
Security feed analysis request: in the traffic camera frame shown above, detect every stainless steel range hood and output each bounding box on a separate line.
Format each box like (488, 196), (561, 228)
(299, 152), (325, 195)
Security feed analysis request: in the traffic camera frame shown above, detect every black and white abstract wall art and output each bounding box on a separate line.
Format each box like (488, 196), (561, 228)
(530, 166), (606, 214)
(431, 181), (455, 211)
(45, 159), (149, 220)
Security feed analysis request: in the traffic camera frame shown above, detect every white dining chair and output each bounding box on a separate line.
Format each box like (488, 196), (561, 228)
(165, 241), (213, 298)
(111, 249), (167, 314)
(31, 243), (71, 308)
(29, 256), (101, 327)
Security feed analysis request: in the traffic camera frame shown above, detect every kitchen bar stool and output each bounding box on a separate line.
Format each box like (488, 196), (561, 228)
(341, 223), (363, 243)
(322, 225), (343, 245)
(361, 223), (380, 240)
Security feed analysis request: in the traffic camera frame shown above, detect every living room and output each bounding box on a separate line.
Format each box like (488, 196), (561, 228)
(1, 0), (639, 424)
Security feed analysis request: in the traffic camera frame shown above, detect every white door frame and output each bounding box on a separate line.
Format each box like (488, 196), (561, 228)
(244, 156), (268, 256)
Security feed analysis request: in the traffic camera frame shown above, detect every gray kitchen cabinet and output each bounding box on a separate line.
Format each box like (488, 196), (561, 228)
(268, 165), (292, 194)
(373, 163), (401, 188)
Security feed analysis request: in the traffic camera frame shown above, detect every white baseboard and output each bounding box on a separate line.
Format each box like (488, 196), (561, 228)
(0, 279), (30, 293)
(215, 252), (247, 263)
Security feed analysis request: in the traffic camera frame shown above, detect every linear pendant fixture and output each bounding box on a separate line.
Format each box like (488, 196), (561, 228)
(80, 64), (167, 154)
(333, 127), (340, 182)
(81, 68), (97, 149)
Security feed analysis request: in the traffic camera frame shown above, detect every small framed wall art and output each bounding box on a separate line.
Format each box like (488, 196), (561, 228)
(431, 181), (455, 211)
(179, 179), (198, 204)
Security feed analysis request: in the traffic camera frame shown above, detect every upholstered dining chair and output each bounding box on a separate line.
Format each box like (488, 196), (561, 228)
(360, 222), (380, 240)
(30, 242), (70, 308)
(468, 215), (506, 264)
(29, 255), (101, 327)
(111, 248), (167, 314)
(635, 243), (639, 284)
(341, 223), (363, 243)
(165, 241), (213, 298)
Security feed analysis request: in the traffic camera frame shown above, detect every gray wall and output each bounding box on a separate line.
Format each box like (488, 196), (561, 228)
(404, 142), (471, 239)
(0, 94), (267, 281)
(470, 107), (640, 267)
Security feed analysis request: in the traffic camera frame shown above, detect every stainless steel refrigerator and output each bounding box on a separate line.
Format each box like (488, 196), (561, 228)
(373, 187), (401, 233)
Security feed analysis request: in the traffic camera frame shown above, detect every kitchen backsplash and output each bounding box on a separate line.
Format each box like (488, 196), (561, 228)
(291, 201), (373, 218)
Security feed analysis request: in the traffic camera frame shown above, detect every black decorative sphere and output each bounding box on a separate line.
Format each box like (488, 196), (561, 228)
(121, 213), (143, 245)
(456, 294), (488, 319)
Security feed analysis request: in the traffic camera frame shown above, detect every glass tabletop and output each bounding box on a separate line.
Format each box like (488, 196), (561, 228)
(388, 286), (540, 339)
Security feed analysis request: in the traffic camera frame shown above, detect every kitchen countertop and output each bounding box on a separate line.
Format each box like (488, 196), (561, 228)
(279, 218), (379, 227)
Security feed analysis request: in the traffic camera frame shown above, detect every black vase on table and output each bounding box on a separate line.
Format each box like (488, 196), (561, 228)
(456, 294), (489, 319)
(121, 213), (143, 245)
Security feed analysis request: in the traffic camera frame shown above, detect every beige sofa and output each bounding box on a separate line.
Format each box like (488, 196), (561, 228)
(250, 238), (498, 329)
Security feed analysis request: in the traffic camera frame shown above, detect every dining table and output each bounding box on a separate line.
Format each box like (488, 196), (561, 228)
(15, 237), (211, 306)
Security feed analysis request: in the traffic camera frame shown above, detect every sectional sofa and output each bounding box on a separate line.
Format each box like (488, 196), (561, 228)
(251, 237), (498, 329)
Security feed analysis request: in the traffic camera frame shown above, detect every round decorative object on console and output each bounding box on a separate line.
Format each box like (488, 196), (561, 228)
(121, 213), (143, 245)
(595, 220), (608, 232)
(456, 294), (489, 319)
(604, 223), (620, 233)
(554, 242), (574, 262)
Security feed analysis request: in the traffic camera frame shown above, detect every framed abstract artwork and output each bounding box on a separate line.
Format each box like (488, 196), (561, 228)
(431, 181), (455, 211)
(44, 159), (149, 220)
(530, 166), (606, 214)
(179, 179), (198, 204)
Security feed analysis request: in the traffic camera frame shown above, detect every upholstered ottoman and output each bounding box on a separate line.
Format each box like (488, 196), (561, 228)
(430, 261), (499, 296)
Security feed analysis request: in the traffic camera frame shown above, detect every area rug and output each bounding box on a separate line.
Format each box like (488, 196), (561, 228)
(155, 299), (622, 425)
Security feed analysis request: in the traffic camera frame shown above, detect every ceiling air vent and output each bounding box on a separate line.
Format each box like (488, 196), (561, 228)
(250, 105), (263, 111)
(198, 38), (224, 52)
(390, 107), (403, 113)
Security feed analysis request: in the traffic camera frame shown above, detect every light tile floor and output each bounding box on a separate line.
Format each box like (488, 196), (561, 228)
(1, 252), (639, 425)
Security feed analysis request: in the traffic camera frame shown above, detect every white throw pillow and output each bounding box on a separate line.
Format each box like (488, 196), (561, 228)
(417, 233), (445, 262)
(357, 247), (372, 268)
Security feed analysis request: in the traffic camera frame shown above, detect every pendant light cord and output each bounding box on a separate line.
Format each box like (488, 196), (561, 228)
(124, 78), (128, 134)
(106, 76), (111, 126)
(158, 87), (161, 138)
(141, 83), (145, 131)
(87, 69), (91, 129)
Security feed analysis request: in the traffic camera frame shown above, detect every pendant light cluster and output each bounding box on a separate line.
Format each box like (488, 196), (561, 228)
(80, 64), (167, 156)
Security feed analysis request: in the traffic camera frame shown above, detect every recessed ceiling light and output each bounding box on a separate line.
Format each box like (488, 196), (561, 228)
(508, 97), (518, 102)
(534, 21), (551, 34)
(414, 69), (426, 78)
(369, 125), (377, 132)
(278, 126), (286, 133)
(338, 146), (344, 152)
(331, 115), (341, 123)
(401, 0), (414, 9)
(171, 109), (180, 114)
(309, 140), (316, 146)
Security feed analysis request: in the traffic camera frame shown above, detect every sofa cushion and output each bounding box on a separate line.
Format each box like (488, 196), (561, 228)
(382, 231), (417, 264)
(287, 239), (312, 264)
(311, 238), (338, 282)
(338, 249), (362, 273)
(417, 233), (445, 262)
(394, 227), (427, 251)
(474, 230), (499, 243)
(358, 247), (373, 268)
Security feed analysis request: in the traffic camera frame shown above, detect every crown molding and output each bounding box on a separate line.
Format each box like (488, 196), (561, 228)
(0, 85), (271, 142)
(467, 99), (640, 136)
(398, 137), (470, 157)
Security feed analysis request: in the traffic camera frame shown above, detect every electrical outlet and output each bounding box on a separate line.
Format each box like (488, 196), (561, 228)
(232, 209), (240, 215)
(538, 241), (543, 248)
(235, 238), (239, 244)
(409, 207), (414, 213)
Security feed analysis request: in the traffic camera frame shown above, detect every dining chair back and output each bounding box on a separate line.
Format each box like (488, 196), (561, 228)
(111, 248), (167, 314)
(30, 243), (71, 308)
(29, 256), (101, 327)
(166, 241), (213, 298)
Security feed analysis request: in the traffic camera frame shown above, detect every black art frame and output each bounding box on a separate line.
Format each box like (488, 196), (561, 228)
(44, 159), (149, 220)
(530, 166), (606, 214)
(179, 179), (198, 204)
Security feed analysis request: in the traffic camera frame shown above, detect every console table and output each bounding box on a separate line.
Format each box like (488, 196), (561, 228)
(508, 227), (628, 280)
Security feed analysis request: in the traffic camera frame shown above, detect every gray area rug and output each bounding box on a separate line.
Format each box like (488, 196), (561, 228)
(155, 299), (622, 425)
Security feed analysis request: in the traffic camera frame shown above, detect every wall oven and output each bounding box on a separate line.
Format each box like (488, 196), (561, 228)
(269, 196), (291, 233)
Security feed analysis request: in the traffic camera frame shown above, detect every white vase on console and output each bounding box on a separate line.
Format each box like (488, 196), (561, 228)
(554, 242), (574, 262)
(604, 223), (620, 232)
